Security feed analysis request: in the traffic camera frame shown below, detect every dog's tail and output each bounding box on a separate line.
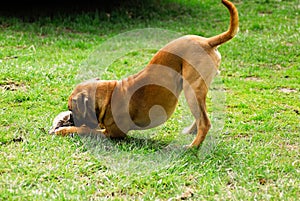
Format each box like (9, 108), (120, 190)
(207, 0), (239, 47)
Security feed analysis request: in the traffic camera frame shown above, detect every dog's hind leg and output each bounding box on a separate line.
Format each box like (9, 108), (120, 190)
(188, 106), (211, 148)
(184, 87), (211, 148)
(182, 64), (211, 148)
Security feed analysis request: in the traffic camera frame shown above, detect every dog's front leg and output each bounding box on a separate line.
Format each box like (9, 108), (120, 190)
(54, 126), (106, 137)
(54, 126), (78, 136)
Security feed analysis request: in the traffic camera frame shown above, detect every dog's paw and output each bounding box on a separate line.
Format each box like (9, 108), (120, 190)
(48, 128), (56, 135)
(183, 144), (200, 150)
(54, 127), (72, 136)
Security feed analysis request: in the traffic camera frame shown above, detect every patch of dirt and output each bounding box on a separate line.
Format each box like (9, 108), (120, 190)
(0, 136), (24, 146)
(284, 105), (299, 115)
(279, 88), (297, 93)
(259, 178), (267, 185)
(233, 133), (250, 139)
(175, 187), (194, 200)
(244, 76), (262, 82)
(285, 42), (293, 47)
(285, 143), (299, 151)
(258, 11), (273, 16)
(0, 81), (27, 91)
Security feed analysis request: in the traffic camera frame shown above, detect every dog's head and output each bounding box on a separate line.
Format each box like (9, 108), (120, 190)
(68, 81), (98, 128)
(68, 80), (116, 129)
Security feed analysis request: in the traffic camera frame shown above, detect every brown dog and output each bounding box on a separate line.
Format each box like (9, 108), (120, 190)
(54, 0), (239, 148)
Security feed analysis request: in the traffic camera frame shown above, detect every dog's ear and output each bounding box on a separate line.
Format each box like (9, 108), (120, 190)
(95, 81), (116, 125)
(97, 95), (110, 124)
(72, 92), (89, 118)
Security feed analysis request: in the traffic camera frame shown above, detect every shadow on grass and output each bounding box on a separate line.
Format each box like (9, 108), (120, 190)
(72, 133), (171, 154)
(71, 130), (216, 156)
(67, 131), (225, 174)
(1, 0), (187, 21)
(113, 136), (169, 152)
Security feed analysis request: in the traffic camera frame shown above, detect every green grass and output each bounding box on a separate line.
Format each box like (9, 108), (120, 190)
(1, 0), (299, 200)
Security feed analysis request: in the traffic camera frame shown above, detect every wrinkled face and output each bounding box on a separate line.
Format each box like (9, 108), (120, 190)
(68, 85), (99, 129)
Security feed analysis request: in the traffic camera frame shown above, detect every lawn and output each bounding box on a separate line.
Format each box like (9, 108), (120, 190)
(0, 0), (299, 200)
